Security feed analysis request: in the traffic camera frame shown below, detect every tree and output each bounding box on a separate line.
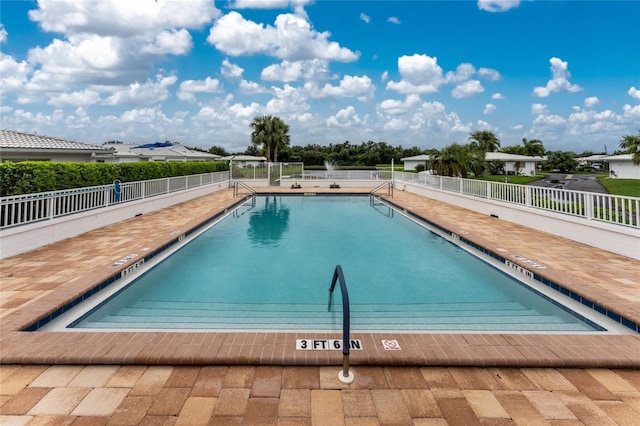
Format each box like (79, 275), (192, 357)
(544, 151), (577, 173)
(431, 143), (474, 177)
(522, 138), (545, 157)
(468, 130), (500, 154)
(250, 115), (290, 162)
(619, 130), (640, 165)
(209, 145), (229, 156)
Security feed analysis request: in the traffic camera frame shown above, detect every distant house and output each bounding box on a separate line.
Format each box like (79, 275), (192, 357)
(484, 152), (544, 176)
(401, 152), (543, 175)
(96, 142), (221, 163)
(220, 155), (267, 167)
(576, 154), (607, 171)
(0, 129), (114, 162)
(399, 154), (432, 171)
(604, 154), (640, 179)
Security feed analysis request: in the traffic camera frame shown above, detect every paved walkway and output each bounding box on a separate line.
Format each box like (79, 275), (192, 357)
(2, 186), (640, 424)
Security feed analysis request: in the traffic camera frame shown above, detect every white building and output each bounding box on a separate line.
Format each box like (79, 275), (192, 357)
(401, 152), (543, 175)
(220, 155), (267, 167)
(604, 154), (640, 179)
(484, 152), (543, 176)
(399, 154), (431, 171)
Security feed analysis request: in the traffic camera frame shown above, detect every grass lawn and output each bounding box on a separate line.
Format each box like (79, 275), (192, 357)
(472, 175), (543, 185)
(597, 177), (640, 197)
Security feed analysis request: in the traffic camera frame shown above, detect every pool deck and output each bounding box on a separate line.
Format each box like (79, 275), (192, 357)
(1, 187), (640, 424)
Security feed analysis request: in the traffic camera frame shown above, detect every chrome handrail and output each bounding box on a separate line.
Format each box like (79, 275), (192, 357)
(369, 181), (393, 198)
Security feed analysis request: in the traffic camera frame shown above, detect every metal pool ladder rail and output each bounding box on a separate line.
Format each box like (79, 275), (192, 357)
(328, 264), (355, 384)
(370, 181), (393, 198)
(232, 181), (256, 198)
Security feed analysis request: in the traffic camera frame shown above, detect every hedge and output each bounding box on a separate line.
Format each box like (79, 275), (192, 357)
(0, 161), (229, 197)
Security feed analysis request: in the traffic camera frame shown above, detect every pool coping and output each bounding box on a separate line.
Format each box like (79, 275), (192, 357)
(2, 188), (640, 368)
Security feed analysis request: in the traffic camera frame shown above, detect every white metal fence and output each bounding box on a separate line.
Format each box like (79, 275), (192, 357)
(395, 172), (640, 228)
(0, 171), (230, 229)
(2, 169), (638, 230)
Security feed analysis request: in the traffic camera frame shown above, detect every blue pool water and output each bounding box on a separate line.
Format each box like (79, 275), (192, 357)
(70, 195), (601, 332)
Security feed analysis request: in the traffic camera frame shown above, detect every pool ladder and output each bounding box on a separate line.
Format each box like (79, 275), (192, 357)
(328, 265), (354, 384)
(232, 181), (256, 199)
(370, 181), (393, 198)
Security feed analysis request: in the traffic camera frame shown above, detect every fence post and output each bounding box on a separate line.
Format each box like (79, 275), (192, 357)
(585, 193), (593, 221)
(525, 185), (532, 207)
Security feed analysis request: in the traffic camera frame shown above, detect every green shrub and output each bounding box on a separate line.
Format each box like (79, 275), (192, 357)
(0, 161), (228, 197)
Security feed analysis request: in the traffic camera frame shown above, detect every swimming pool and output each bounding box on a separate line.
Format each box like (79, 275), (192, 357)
(46, 195), (621, 332)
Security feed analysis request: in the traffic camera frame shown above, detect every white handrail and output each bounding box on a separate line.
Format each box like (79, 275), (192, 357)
(0, 171), (230, 229)
(394, 172), (639, 229)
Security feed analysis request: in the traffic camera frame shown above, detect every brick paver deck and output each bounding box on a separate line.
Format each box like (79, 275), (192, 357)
(1, 186), (639, 424)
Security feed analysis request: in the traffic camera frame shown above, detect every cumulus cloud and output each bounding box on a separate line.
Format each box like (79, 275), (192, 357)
(104, 75), (177, 106)
(177, 77), (223, 102)
(386, 54), (443, 94)
(445, 63), (476, 84)
(584, 96), (599, 108)
(478, 0), (521, 12)
(221, 59), (243, 79)
(0, 53), (32, 94)
(0, 24), (7, 43)
(387, 17), (401, 24)
(360, 13), (370, 23)
(378, 94), (422, 115)
(326, 105), (362, 127)
(261, 59), (329, 82)
(140, 29), (193, 55)
(48, 89), (101, 106)
(492, 93), (505, 100)
(230, 0), (313, 9)
(484, 104), (496, 115)
(533, 57), (582, 97)
(452, 80), (484, 98)
(315, 75), (374, 100)
(629, 86), (640, 100)
(531, 103), (548, 114)
(478, 67), (501, 81)
(207, 12), (359, 62)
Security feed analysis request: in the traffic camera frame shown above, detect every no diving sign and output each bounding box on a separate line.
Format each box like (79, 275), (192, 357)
(296, 339), (362, 351)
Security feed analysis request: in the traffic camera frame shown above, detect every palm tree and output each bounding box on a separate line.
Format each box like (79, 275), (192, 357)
(468, 130), (500, 154)
(250, 115), (291, 162)
(619, 131), (640, 165)
(431, 144), (474, 177)
(522, 138), (545, 157)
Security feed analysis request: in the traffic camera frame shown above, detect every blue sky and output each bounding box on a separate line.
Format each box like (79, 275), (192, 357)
(1, 0), (639, 154)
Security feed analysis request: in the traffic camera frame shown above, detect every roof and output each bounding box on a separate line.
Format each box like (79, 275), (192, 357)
(100, 143), (220, 160)
(400, 154), (431, 161)
(220, 155), (267, 161)
(603, 154), (636, 162)
(577, 154), (608, 161)
(0, 129), (113, 152)
(485, 152), (544, 161)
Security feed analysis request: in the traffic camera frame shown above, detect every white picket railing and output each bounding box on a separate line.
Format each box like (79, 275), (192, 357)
(395, 172), (640, 229)
(2, 170), (637, 230)
(0, 171), (230, 229)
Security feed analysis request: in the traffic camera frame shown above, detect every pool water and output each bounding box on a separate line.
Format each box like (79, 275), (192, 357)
(70, 195), (601, 332)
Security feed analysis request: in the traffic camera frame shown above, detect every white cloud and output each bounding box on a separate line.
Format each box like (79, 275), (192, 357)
(478, 0), (521, 12)
(531, 103), (548, 114)
(177, 77), (223, 102)
(0, 53), (32, 93)
(533, 57), (582, 97)
(623, 104), (640, 119)
(316, 75), (374, 100)
(105, 75), (177, 106)
(484, 104), (496, 115)
(628, 86), (640, 100)
(0, 24), (7, 43)
(48, 89), (101, 106)
(140, 29), (193, 55)
(261, 59), (329, 82)
(360, 13), (370, 23)
(326, 106), (362, 127)
(386, 54), (443, 94)
(221, 59), (243, 79)
(452, 80), (484, 98)
(207, 12), (359, 62)
(29, 0), (219, 36)
(230, 0), (313, 9)
(378, 94), (422, 115)
(387, 17), (401, 24)
(492, 93), (505, 100)
(445, 63), (476, 84)
(478, 67), (501, 81)
(584, 96), (599, 108)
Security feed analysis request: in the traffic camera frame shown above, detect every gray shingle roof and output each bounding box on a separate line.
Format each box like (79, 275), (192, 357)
(0, 129), (113, 152)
